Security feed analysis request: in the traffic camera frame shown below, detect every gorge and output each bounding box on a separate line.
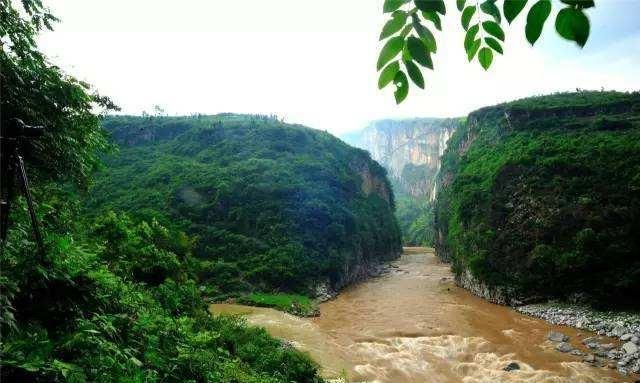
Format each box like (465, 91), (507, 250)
(343, 118), (458, 247)
(343, 118), (458, 201)
(4, 1), (640, 381)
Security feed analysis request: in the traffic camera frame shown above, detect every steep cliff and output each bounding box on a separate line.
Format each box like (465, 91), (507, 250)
(89, 114), (402, 297)
(435, 91), (640, 307)
(343, 118), (458, 246)
(343, 118), (458, 199)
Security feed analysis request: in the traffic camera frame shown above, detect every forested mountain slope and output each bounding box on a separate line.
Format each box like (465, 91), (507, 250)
(89, 114), (402, 298)
(435, 91), (640, 307)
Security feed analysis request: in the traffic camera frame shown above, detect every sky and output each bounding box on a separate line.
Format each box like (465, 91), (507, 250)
(38, 0), (640, 135)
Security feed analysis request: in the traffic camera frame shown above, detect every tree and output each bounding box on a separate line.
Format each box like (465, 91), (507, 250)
(378, 0), (595, 103)
(1, 0), (117, 189)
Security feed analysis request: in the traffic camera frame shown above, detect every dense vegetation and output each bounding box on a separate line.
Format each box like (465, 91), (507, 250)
(88, 115), (402, 299)
(2, 201), (322, 382)
(435, 91), (640, 307)
(1, 2), (326, 381)
(395, 197), (435, 247)
(393, 164), (437, 246)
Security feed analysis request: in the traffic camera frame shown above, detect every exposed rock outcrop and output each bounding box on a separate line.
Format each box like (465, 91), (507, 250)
(343, 118), (458, 199)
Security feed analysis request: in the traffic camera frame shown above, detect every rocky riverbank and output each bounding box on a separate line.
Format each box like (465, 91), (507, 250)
(517, 303), (640, 376)
(313, 262), (397, 302)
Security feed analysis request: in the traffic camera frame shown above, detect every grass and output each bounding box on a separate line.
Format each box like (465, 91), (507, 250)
(238, 293), (319, 317)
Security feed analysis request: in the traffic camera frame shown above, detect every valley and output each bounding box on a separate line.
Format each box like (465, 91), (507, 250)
(3, 1), (640, 382)
(343, 118), (458, 247)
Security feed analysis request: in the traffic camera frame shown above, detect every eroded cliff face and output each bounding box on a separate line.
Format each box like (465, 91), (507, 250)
(351, 159), (392, 205)
(344, 118), (458, 199)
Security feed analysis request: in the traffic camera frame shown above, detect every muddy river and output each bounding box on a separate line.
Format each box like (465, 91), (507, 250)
(211, 248), (632, 382)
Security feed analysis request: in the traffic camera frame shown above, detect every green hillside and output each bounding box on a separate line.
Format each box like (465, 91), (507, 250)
(89, 114), (402, 298)
(435, 91), (640, 307)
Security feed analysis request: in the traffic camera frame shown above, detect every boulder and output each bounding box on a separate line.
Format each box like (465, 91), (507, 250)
(556, 342), (573, 353)
(612, 325), (627, 337)
(503, 362), (520, 372)
(622, 341), (639, 355)
(548, 331), (569, 342)
(621, 333), (633, 341)
(599, 343), (615, 351)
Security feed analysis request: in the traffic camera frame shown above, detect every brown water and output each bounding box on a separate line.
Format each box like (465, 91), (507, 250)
(210, 248), (631, 383)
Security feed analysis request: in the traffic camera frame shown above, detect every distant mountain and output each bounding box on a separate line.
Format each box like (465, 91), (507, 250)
(342, 118), (459, 200)
(343, 118), (459, 247)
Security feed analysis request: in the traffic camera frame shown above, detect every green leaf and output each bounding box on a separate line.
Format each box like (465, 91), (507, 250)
(406, 36), (433, 68)
(457, 0), (466, 12)
(467, 39), (481, 61)
(394, 70), (409, 104)
(400, 23), (413, 37)
(526, 0), (552, 45)
(380, 11), (408, 40)
(464, 24), (480, 51)
(461, 6), (476, 31)
(560, 0), (594, 9)
(377, 36), (405, 70)
(482, 20), (505, 41)
(422, 11), (442, 30)
(414, 0), (446, 15)
(478, 47), (493, 69)
(555, 7), (590, 47)
(404, 60), (425, 88)
(504, 0), (528, 24)
(412, 15), (437, 52)
(484, 37), (503, 53)
(384, 0), (409, 13)
(378, 61), (400, 89)
(402, 42), (413, 61)
(480, 0), (501, 23)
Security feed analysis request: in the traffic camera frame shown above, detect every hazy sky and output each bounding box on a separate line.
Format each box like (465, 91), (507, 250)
(39, 0), (640, 134)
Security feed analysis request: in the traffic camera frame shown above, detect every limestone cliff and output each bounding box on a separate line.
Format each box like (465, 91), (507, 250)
(343, 118), (458, 199)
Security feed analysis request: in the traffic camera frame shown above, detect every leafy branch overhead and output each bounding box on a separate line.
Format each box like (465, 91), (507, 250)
(378, 0), (595, 103)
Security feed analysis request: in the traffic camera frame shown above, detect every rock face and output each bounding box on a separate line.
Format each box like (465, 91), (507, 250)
(343, 118), (458, 199)
(455, 269), (518, 305)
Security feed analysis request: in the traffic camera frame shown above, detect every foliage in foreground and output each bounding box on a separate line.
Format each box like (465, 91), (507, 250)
(1, 1), (322, 381)
(1, 196), (322, 382)
(378, 0), (596, 103)
(435, 91), (640, 307)
(87, 115), (402, 298)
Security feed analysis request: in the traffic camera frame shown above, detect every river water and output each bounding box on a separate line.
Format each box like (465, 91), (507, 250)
(210, 248), (629, 383)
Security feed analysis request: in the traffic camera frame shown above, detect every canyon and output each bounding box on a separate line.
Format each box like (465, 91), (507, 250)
(343, 118), (458, 200)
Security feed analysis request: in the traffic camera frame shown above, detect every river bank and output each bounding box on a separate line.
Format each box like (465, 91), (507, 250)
(515, 303), (640, 375)
(447, 255), (640, 376)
